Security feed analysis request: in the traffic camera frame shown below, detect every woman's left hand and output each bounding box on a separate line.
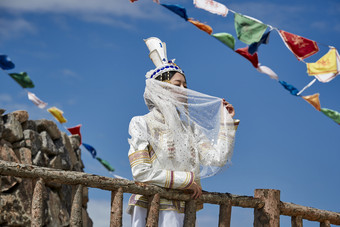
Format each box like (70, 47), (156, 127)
(222, 98), (235, 118)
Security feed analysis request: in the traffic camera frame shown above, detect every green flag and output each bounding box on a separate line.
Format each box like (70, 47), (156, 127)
(212, 33), (235, 50)
(96, 157), (115, 172)
(9, 72), (34, 88)
(321, 108), (340, 124)
(234, 13), (267, 45)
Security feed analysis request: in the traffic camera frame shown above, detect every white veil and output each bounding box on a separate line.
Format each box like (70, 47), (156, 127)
(143, 79), (235, 179)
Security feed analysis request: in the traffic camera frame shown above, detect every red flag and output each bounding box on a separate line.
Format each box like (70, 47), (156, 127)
(67, 124), (82, 145)
(235, 47), (259, 68)
(279, 30), (319, 60)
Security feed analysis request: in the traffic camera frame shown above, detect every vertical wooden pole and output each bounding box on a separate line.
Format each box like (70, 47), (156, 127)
(184, 200), (197, 227)
(31, 178), (45, 227)
(219, 201), (232, 227)
(146, 193), (160, 227)
(70, 184), (83, 227)
(291, 216), (303, 227)
(254, 189), (281, 227)
(110, 187), (123, 227)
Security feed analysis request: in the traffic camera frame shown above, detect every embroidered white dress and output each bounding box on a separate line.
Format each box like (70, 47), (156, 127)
(127, 79), (238, 226)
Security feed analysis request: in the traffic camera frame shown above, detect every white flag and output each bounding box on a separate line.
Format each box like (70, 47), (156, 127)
(194, 0), (228, 17)
(257, 65), (279, 80)
(27, 92), (47, 109)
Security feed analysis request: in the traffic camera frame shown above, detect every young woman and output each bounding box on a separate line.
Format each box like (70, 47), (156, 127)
(127, 37), (238, 227)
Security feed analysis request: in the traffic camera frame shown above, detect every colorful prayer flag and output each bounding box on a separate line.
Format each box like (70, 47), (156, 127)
(235, 47), (259, 68)
(212, 33), (235, 50)
(248, 31), (271, 55)
(194, 0), (229, 17)
(302, 93), (321, 111)
(257, 65), (278, 80)
(279, 81), (300, 96)
(0, 54), (15, 70)
(9, 72), (34, 88)
(307, 48), (338, 75)
(96, 157), (115, 172)
(313, 49), (340, 83)
(82, 143), (97, 158)
(47, 107), (67, 123)
(188, 18), (213, 35)
(279, 30), (319, 60)
(320, 108), (340, 124)
(161, 4), (188, 21)
(27, 92), (47, 109)
(67, 124), (82, 145)
(234, 13), (267, 45)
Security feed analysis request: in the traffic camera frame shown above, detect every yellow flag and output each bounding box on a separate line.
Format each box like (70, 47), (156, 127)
(302, 93), (321, 111)
(307, 48), (338, 75)
(47, 107), (67, 123)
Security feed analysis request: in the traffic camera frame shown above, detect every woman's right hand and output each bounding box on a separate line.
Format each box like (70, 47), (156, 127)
(186, 181), (202, 199)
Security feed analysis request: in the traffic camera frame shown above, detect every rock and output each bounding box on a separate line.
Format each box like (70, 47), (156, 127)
(23, 129), (42, 156)
(0, 110), (92, 226)
(2, 113), (23, 143)
(46, 188), (69, 227)
(54, 137), (71, 170)
(62, 133), (78, 170)
(0, 193), (31, 226)
(69, 135), (81, 151)
(0, 115), (3, 138)
(0, 143), (20, 163)
(49, 155), (62, 170)
(40, 131), (58, 155)
(12, 140), (26, 149)
(0, 143), (22, 192)
(35, 119), (61, 140)
(12, 110), (29, 123)
(32, 151), (46, 166)
(22, 120), (37, 131)
(18, 147), (32, 165)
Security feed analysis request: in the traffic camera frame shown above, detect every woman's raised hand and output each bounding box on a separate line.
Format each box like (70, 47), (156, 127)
(222, 98), (235, 118)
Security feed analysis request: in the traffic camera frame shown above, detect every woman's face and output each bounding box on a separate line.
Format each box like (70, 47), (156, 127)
(170, 72), (187, 88)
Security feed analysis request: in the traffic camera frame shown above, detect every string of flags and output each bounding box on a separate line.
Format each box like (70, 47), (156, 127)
(0, 56), (116, 174)
(130, 0), (340, 125)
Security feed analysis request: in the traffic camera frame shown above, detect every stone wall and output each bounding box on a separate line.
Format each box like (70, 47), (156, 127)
(0, 109), (93, 226)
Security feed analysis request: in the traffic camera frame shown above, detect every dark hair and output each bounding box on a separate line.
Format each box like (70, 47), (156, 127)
(155, 71), (185, 82)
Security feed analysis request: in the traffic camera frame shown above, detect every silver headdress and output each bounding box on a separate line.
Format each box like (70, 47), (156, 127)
(144, 37), (184, 79)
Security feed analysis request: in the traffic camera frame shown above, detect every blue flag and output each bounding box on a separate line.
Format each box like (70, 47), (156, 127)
(279, 81), (300, 96)
(161, 4), (188, 21)
(82, 143), (97, 158)
(248, 31), (271, 55)
(0, 54), (15, 70)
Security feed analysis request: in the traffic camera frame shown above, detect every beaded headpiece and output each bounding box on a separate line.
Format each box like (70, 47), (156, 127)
(144, 37), (184, 79)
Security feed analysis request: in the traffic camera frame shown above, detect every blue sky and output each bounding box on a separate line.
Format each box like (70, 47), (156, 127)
(1, 0), (339, 226)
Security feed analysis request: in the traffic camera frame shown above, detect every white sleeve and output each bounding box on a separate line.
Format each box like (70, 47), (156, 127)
(197, 119), (239, 167)
(128, 116), (195, 189)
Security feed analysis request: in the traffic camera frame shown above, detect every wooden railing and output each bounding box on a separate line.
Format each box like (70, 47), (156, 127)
(0, 160), (339, 227)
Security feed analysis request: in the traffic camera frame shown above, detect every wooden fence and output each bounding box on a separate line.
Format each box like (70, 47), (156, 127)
(0, 160), (339, 227)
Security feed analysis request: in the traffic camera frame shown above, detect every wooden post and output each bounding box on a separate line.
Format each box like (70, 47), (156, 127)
(320, 220), (330, 227)
(70, 184), (83, 227)
(184, 200), (197, 227)
(110, 187), (123, 227)
(146, 193), (160, 227)
(291, 216), (303, 227)
(254, 189), (280, 227)
(31, 178), (45, 227)
(219, 201), (232, 227)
